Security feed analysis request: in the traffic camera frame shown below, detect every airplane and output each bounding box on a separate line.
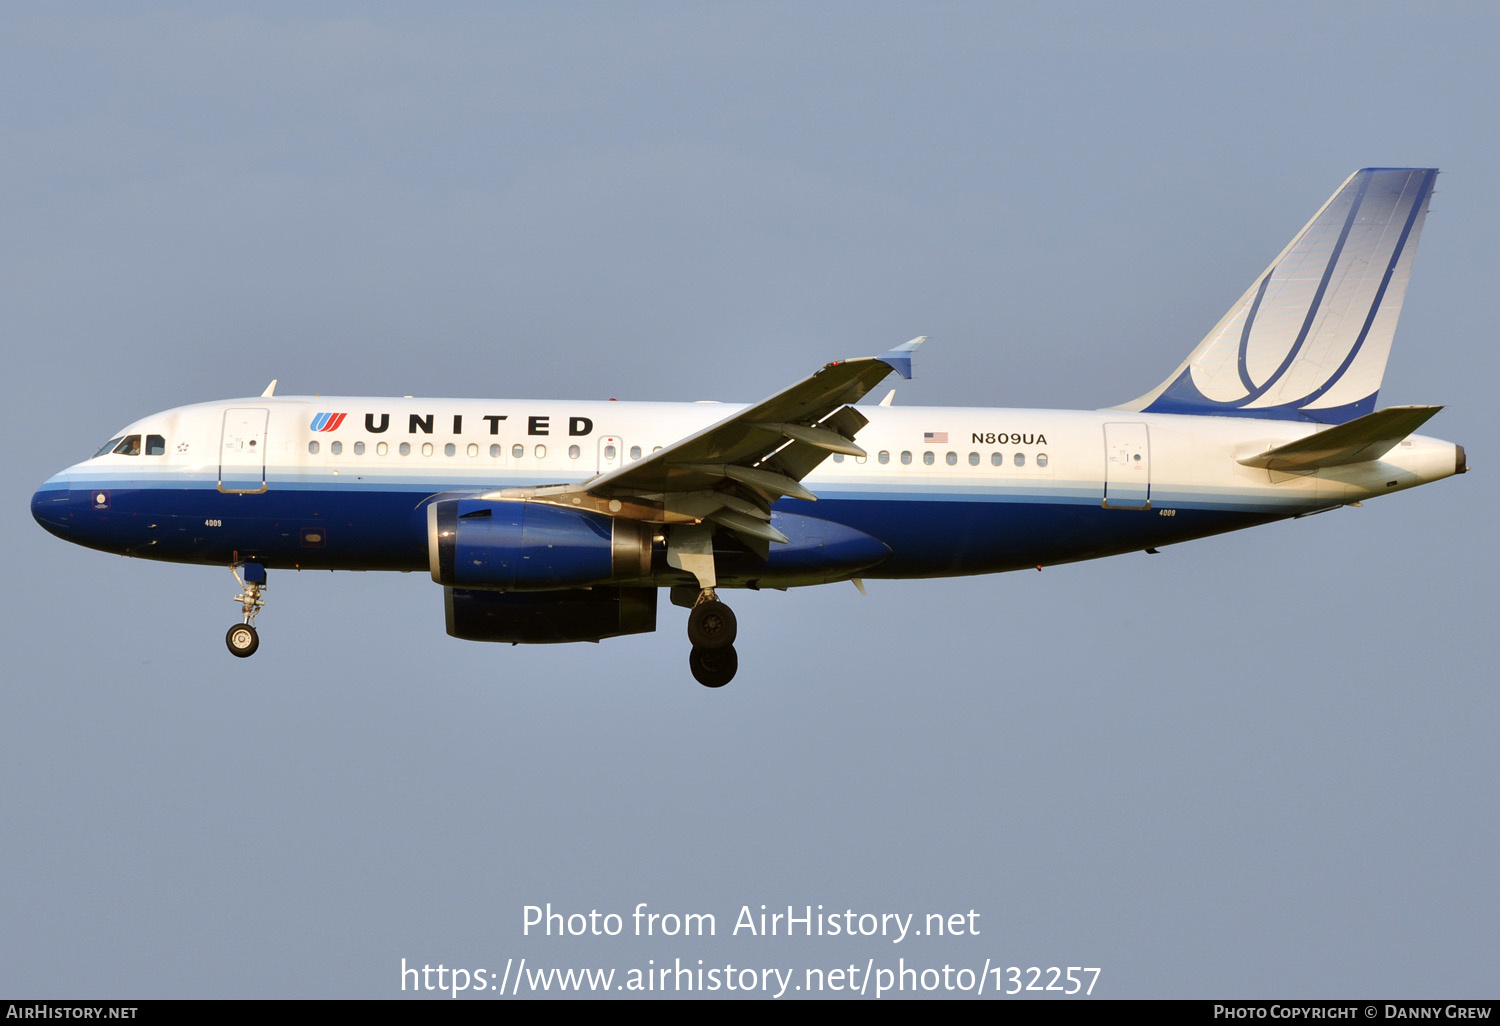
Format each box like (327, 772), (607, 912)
(30, 168), (1466, 687)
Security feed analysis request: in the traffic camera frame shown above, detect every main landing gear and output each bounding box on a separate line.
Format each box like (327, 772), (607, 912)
(668, 524), (742, 688)
(226, 563), (266, 658)
(687, 592), (738, 688)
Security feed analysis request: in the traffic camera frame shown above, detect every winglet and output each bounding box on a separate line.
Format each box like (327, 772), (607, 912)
(877, 337), (926, 380)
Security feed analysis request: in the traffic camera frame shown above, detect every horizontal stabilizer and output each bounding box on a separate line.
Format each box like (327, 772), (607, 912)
(1237, 405), (1442, 471)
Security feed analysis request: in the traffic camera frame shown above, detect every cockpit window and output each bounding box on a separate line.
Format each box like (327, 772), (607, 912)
(94, 437), (125, 458)
(112, 435), (142, 456)
(146, 435), (166, 455)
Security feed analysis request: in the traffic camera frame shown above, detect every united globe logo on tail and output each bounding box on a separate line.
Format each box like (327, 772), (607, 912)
(1127, 168), (1437, 424)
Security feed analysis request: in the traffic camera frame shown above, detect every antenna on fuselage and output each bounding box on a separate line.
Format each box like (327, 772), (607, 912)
(261, 380), (278, 397)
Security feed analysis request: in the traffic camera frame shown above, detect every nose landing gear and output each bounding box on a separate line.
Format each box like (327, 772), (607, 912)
(226, 622), (259, 657)
(226, 563), (266, 658)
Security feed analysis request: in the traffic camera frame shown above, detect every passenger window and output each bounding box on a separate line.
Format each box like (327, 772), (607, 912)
(94, 437), (125, 458)
(422, 443), (434, 457)
(331, 441), (342, 455)
(308, 440), (319, 455)
(945, 451), (957, 466)
(878, 451), (890, 464)
(991, 452), (1002, 466)
(146, 435), (166, 455)
(377, 442), (388, 456)
(855, 455), (866, 464)
(923, 451), (934, 465)
(833, 454), (845, 463)
(534, 444), (546, 459)
(1036, 453), (1048, 467)
(1014, 452), (1025, 467)
(113, 435), (142, 456)
(968, 452), (979, 466)
(513, 444), (524, 458)
(400, 442), (411, 456)
(630, 445), (642, 460)
(354, 441), (365, 455)
(467, 443), (478, 457)
(901, 451), (912, 465)
(569, 445), (581, 459)
(444, 443), (456, 456)
(604, 444), (617, 460)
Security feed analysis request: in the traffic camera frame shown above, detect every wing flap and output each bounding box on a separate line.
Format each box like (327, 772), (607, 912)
(757, 420), (867, 456)
(683, 462), (819, 502)
(707, 508), (791, 544)
(761, 406), (869, 484)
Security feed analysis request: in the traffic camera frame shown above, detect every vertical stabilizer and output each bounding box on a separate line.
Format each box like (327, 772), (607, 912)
(1117, 168), (1437, 423)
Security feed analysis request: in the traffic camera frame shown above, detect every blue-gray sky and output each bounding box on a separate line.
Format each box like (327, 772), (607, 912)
(3, 2), (1494, 999)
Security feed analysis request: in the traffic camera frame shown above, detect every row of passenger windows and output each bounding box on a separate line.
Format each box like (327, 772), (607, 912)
(301, 439), (1048, 469)
(94, 434), (166, 457)
(93, 431), (1046, 471)
(307, 440), (658, 460)
(833, 450), (1049, 468)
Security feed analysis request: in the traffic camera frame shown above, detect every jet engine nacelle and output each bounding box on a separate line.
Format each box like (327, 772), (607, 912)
(428, 498), (654, 590)
(445, 586), (658, 644)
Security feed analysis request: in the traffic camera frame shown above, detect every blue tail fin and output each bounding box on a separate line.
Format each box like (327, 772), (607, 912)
(1118, 168), (1438, 423)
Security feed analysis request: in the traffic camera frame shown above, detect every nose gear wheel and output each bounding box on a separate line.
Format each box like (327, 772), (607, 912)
(225, 563), (267, 658)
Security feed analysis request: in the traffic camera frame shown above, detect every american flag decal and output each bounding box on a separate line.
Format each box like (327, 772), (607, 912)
(310, 412), (347, 432)
(923, 431), (948, 443)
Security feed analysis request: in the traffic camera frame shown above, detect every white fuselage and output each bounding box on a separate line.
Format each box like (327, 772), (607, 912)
(35, 395), (1463, 583)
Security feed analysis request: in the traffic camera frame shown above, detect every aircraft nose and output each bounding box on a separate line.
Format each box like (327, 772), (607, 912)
(31, 472), (74, 539)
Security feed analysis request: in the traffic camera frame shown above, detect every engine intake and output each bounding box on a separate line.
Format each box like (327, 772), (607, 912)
(428, 498), (653, 590)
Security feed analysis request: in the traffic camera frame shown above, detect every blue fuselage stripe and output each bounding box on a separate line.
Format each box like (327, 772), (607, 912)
(31, 477), (1291, 579)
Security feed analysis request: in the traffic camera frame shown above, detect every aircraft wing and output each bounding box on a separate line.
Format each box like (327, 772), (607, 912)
(485, 338), (924, 548)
